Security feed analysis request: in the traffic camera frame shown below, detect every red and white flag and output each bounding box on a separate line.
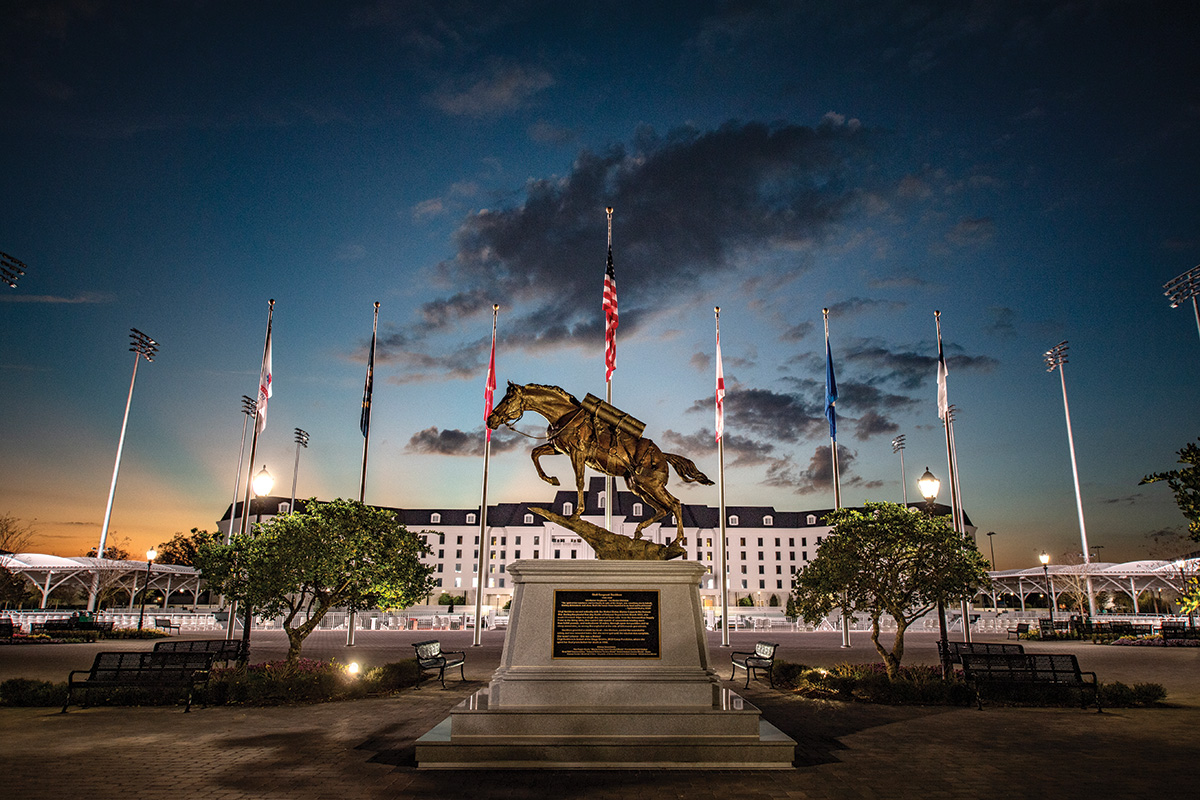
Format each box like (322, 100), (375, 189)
(256, 321), (272, 433)
(484, 313), (497, 442)
(603, 244), (618, 383)
(715, 326), (725, 442)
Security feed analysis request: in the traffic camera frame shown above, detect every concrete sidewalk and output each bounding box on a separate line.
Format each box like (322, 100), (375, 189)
(1, 629), (1196, 799)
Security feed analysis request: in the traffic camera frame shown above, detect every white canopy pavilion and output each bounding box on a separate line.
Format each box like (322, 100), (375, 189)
(0, 553), (203, 610)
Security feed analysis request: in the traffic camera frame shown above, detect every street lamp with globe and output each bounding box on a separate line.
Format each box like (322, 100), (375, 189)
(137, 548), (158, 631)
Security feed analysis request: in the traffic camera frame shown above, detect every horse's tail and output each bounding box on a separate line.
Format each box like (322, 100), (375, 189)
(664, 452), (715, 486)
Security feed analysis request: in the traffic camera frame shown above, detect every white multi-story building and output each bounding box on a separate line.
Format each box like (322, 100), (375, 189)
(220, 476), (968, 611)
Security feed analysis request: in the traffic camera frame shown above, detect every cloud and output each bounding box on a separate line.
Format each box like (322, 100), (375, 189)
(824, 296), (906, 318)
(780, 320), (815, 342)
(764, 444), (883, 495)
(690, 386), (824, 444)
(529, 119), (576, 145)
(851, 409), (899, 441)
(945, 216), (995, 247)
(430, 63), (554, 117)
(841, 338), (999, 390)
(986, 306), (1017, 339)
(661, 428), (778, 468)
(382, 119), (873, 377)
(0, 291), (114, 304)
(405, 426), (520, 456)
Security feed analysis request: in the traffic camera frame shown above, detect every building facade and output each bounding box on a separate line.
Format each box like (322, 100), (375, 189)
(220, 476), (968, 611)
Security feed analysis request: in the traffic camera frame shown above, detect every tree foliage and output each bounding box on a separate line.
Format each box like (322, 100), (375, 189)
(0, 564), (31, 606)
(155, 529), (214, 566)
(791, 502), (991, 680)
(1140, 438), (1200, 542)
(86, 536), (130, 560)
(195, 499), (435, 663)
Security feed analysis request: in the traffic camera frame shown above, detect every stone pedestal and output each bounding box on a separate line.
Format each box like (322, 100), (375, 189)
(415, 560), (795, 769)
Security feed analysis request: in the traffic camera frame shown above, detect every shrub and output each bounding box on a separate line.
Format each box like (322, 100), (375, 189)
(363, 659), (421, 694)
(1100, 681), (1167, 707)
(0, 678), (68, 707)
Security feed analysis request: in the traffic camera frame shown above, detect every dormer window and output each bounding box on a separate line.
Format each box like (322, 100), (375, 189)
(729, 515), (739, 526)
(277, 502), (291, 514)
(466, 513), (476, 524)
(524, 513), (535, 524)
(563, 502), (573, 516)
(431, 512), (441, 524)
(763, 515), (773, 526)
(806, 514), (817, 525)
(632, 503), (643, 517)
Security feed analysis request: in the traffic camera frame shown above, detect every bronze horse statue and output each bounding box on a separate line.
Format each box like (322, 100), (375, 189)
(486, 382), (713, 544)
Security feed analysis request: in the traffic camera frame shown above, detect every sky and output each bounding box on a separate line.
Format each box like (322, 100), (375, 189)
(2, 0), (1199, 568)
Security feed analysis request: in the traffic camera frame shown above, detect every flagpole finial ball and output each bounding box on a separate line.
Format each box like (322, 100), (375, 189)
(935, 309), (940, 317)
(715, 306), (720, 314)
(606, 206), (613, 214)
(823, 307), (829, 314)
(493, 303), (499, 311)
(374, 301), (380, 309)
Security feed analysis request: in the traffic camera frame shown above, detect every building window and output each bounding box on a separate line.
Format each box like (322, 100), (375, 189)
(431, 512), (441, 523)
(729, 515), (739, 526)
(457, 535), (463, 545)
(802, 551), (808, 560)
(436, 564), (443, 572)
(789, 552), (794, 561)
(455, 549), (462, 558)
(599, 492), (606, 508)
(757, 552), (764, 560)
(817, 536), (823, 544)
(632, 503), (643, 516)
(466, 513), (476, 524)
(439, 533), (445, 544)
(499, 564), (506, 573)
(563, 502), (573, 516)
(764, 515), (773, 526)
(499, 578), (505, 587)
(758, 565), (765, 574)
(741, 580), (748, 589)
(278, 502), (291, 514)
(740, 552), (747, 560)
(806, 514), (817, 525)
(554, 550), (561, 559)
(515, 536), (521, 545)
(435, 578), (443, 587)
(741, 565), (747, 574)
(775, 538), (781, 547)
(759, 580), (765, 589)
(454, 564), (461, 573)
(776, 565), (782, 574)
(524, 513), (535, 524)
(777, 580), (783, 589)
(571, 550), (577, 559)
(454, 578), (461, 588)
(757, 537), (763, 547)
(801, 537), (807, 547)
(514, 550), (520, 559)
(534, 536), (540, 545)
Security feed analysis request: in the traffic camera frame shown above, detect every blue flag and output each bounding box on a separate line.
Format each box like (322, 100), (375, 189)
(825, 338), (838, 441)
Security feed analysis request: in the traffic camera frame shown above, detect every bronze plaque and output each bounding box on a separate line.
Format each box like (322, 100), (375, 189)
(552, 589), (661, 659)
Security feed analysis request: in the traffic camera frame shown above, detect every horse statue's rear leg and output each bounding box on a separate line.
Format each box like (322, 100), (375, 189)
(530, 443), (561, 486)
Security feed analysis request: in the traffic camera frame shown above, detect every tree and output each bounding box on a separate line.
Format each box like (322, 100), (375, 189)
(0, 513), (36, 554)
(155, 529), (214, 566)
(1140, 438), (1200, 542)
(86, 536), (130, 560)
(0, 563), (31, 607)
(195, 498), (435, 664)
(791, 502), (991, 680)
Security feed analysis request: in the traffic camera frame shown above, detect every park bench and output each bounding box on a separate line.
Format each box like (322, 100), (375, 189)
(938, 640), (1024, 665)
(154, 638), (247, 666)
(63, 650), (214, 713)
(730, 641), (778, 688)
(0, 618), (16, 638)
(153, 617), (181, 635)
(1006, 622), (1029, 639)
(412, 640), (466, 688)
(1160, 620), (1200, 643)
(33, 618), (116, 635)
(960, 652), (1101, 712)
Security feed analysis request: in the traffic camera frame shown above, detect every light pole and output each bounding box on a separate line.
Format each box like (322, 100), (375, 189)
(1, 250), (27, 288)
(1040, 551), (1055, 626)
(892, 435), (908, 506)
(90, 329), (159, 611)
(228, 396), (256, 544)
(1163, 264), (1200, 347)
(137, 548), (157, 631)
(290, 428), (309, 510)
(918, 468), (953, 678)
(239, 465), (274, 663)
(986, 531), (996, 569)
(1044, 341), (1096, 617)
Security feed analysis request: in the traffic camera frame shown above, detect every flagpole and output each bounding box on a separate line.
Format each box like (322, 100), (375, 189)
(604, 206), (615, 533)
(825, 308), (851, 648)
(348, 301), (379, 647)
(715, 307), (730, 647)
(474, 304), (499, 647)
(935, 310), (970, 643)
(228, 299), (273, 640)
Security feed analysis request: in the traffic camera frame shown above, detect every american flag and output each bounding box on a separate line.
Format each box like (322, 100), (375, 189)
(937, 336), (949, 420)
(484, 311), (497, 442)
(360, 308), (377, 439)
(603, 243), (618, 383)
(715, 323), (725, 442)
(256, 321), (273, 434)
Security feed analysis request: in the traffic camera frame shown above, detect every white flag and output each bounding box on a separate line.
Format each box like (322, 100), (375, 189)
(936, 338), (948, 421)
(715, 329), (725, 442)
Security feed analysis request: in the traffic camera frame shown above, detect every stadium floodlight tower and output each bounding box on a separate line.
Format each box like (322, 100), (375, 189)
(1163, 264), (1200, 346)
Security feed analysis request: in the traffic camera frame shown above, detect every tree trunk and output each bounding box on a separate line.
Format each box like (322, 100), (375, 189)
(282, 605), (332, 665)
(868, 615), (900, 681)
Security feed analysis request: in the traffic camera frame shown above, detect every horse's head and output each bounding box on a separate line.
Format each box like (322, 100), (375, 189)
(486, 381), (525, 430)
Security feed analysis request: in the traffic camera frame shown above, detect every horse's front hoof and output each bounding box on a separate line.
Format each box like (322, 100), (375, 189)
(544, 477), (560, 486)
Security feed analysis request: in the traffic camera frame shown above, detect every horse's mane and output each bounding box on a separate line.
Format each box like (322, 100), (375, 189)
(522, 382), (579, 406)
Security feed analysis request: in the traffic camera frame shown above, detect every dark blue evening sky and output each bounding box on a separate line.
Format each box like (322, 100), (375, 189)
(2, 1), (1198, 566)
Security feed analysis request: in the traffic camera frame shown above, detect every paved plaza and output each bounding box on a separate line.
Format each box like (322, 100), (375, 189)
(0, 628), (1196, 799)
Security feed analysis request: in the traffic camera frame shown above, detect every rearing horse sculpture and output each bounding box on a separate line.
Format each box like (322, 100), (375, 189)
(487, 382), (713, 544)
